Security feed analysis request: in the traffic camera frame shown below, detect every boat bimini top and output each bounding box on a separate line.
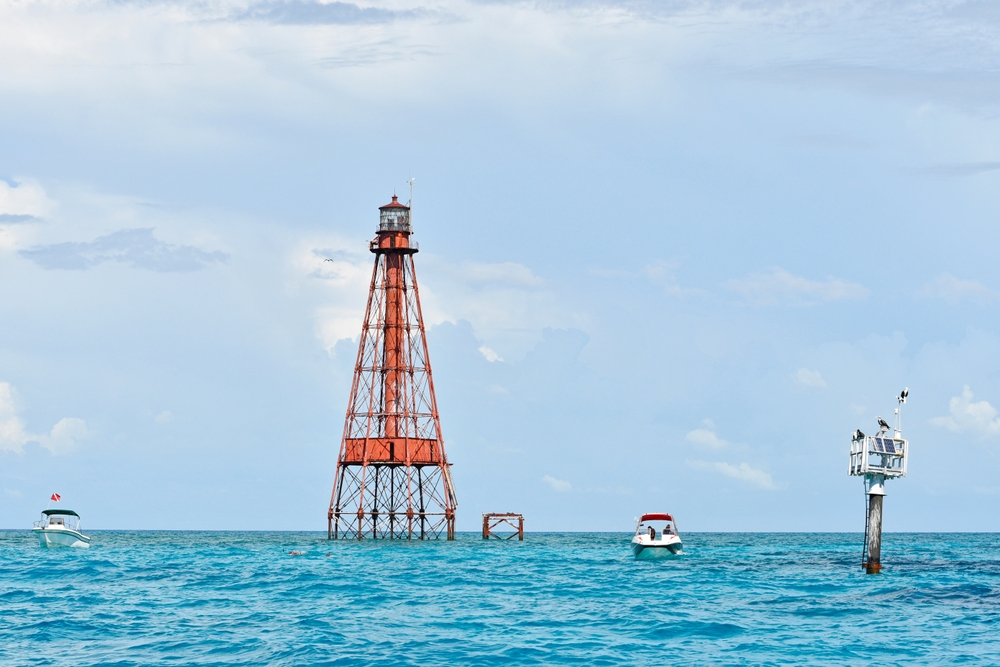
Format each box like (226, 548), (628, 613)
(37, 509), (82, 530)
(635, 513), (679, 536)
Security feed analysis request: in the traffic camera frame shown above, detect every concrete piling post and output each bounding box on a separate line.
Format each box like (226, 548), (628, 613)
(865, 476), (885, 574)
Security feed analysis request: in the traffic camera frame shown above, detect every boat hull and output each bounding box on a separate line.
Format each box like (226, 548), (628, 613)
(33, 527), (90, 548)
(631, 537), (682, 560)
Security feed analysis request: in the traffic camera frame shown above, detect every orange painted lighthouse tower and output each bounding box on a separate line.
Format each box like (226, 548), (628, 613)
(327, 194), (457, 540)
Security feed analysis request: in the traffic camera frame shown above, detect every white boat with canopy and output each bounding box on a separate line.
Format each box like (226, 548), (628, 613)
(33, 509), (91, 548)
(631, 513), (683, 560)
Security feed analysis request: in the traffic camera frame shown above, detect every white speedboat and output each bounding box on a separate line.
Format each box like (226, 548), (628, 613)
(33, 509), (90, 548)
(631, 513), (682, 560)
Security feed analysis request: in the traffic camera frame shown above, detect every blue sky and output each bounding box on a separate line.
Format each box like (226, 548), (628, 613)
(1, 0), (999, 531)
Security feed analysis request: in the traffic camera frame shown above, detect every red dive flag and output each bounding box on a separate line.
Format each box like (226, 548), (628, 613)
(50, 493), (61, 502)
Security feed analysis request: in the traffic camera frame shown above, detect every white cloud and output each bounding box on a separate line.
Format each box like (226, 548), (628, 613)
(154, 410), (174, 424)
(687, 459), (777, 490)
(727, 268), (869, 305)
(686, 425), (728, 449)
(4, 488), (22, 499)
(0, 178), (55, 219)
(0, 382), (29, 453)
(542, 474), (572, 492)
(0, 381), (87, 455)
(418, 257), (572, 360)
(478, 345), (503, 362)
(317, 307), (365, 350)
(307, 253), (555, 356)
(40, 418), (89, 455)
(20, 228), (229, 272)
(794, 368), (826, 388)
(918, 274), (998, 304)
(1, 178), (238, 264)
(302, 243), (372, 351)
(305, 247), (370, 287)
(453, 261), (544, 288)
(931, 386), (1000, 437)
(642, 261), (699, 297)
(307, 248), (566, 360)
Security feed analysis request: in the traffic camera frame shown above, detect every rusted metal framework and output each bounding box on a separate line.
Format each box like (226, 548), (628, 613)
(328, 194), (457, 540)
(482, 513), (524, 541)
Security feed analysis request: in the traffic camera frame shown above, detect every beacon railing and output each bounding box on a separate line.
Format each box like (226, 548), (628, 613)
(369, 237), (418, 251)
(849, 436), (907, 478)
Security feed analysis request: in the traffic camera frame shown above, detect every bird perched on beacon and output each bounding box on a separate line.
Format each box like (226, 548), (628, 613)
(853, 429), (865, 441)
(876, 416), (890, 434)
(899, 387), (908, 403)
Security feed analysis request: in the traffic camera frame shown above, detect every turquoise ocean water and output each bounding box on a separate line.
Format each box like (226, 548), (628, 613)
(1, 531), (998, 665)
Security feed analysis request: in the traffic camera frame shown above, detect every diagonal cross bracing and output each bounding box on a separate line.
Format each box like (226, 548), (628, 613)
(328, 196), (457, 540)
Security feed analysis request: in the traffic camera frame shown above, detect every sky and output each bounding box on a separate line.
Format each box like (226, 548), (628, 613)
(1, 0), (999, 531)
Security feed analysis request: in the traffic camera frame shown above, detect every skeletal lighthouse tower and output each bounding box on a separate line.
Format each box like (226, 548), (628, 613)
(327, 193), (457, 540)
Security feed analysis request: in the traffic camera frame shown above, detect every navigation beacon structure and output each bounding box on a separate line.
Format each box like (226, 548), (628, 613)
(327, 188), (457, 540)
(849, 388), (909, 573)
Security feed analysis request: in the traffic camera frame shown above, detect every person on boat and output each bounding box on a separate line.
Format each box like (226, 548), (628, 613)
(663, 524), (673, 537)
(648, 526), (655, 539)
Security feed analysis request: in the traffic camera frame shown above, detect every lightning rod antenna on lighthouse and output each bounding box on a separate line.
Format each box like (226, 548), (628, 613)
(407, 177), (416, 229)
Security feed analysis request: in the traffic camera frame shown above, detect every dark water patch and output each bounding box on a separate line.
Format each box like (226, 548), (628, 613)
(876, 582), (1000, 607)
(0, 588), (36, 602)
(790, 602), (867, 618)
(642, 619), (746, 639)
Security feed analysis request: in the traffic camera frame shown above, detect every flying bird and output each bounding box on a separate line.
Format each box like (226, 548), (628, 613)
(853, 429), (865, 440)
(899, 387), (908, 403)
(324, 258), (335, 262)
(877, 416), (890, 433)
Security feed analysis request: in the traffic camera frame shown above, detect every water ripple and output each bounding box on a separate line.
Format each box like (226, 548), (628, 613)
(1, 531), (999, 665)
